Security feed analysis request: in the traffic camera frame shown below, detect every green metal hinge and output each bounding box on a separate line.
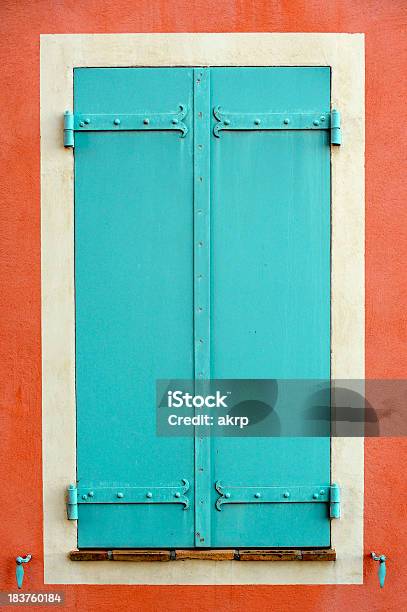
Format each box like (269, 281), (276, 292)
(66, 480), (190, 519)
(63, 105), (189, 148)
(213, 106), (342, 145)
(330, 482), (341, 518)
(215, 481), (341, 518)
(66, 484), (78, 520)
(330, 109), (341, 145)
(64, 111), (74, 148)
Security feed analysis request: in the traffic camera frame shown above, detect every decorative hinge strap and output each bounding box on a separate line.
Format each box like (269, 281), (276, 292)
(215, 481), (341, 517)
(63, 104), (188, 148)
(75, 478), (190, 510)
(66, 484), (78, 520)
(64, 111), (74, 148)
(213, 106), (342, 145)
(329, 483), (341, 518)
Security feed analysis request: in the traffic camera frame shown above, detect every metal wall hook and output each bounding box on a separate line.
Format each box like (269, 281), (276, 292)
(16, 554), (32, 589)
(371, 552), (386, 588)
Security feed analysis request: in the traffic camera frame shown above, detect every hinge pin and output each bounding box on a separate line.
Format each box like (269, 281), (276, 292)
(330, 483), (341, 518)
(331, 109), (341, 145)
(67, 483), (78, 520)
(63, 111), (74, 148)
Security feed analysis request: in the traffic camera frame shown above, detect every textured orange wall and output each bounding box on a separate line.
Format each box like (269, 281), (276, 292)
(0, 1), (406, 610)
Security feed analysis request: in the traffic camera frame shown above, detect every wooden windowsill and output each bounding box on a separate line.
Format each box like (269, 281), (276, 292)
(69, 548), (336, 562)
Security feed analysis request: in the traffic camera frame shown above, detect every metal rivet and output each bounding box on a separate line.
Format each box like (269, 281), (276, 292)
(117, 492), (124, 498)
(313, 120), (320, 126)
(172, 118), (179, 125)
(313, 493), (319, 499)
(254, 119), (261, 125)
(320, 116), (326, 122)
(143, 118), (149, 125)
(84, 118), (90, 124)
(82, 494), (87, 500)
(146, 491), (153, 498)
(174, 492), (181, 498)
(224, 119), (230, 126)
(284, 118), (290, 125)
(319, 489), (325, 495)
(255, 492), (261, 498)
(283, 491), (290, 498)
(114, 118), (120, 125)
(88, 491), (94, 497)
(225, 492), (231, 499)
(79, 121), (85, 127)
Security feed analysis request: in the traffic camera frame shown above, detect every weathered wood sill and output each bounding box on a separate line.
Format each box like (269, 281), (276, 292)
(69, 549), (336, 562)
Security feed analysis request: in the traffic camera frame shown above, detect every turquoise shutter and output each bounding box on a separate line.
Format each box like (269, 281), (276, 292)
(74, 68), (195, 547)
(209, 67), (331, 547)
(74, 67), (331, 548)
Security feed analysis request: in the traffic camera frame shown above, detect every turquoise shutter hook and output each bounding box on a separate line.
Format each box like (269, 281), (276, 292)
(371, 552), (386, 588)
(16, 555), (32, 589)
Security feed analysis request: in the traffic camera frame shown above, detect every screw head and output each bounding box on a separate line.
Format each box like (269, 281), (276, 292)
(320, 116), (326, 122)
(313, 120), (320, 126)
(254, 118), (261, 125)
(224, 119), (230, 126)
(284, 118), (290, 125)
(319, 489), (325, 495)
(172, 118), (179, 125)
(254, 492), (261, 498)
(82, 494), (87, 500)
(283, 491), (290, 498)
(146, 491), (153, 498)
(79, 121), (85, 127)
(174, 492), (181, 498)
(225, 492), (231, 499)
(313, 493), (319, 499)
(84, 118), (90, 124)
(114, 118), (121, 125)
(143, 118), (150, 125)
(88, 491), (94, 497)
(117, 492), (124, 498)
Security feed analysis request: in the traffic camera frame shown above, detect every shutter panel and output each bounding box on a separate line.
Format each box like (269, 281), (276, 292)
(209, 67), (331, 547)
(74, 68), (195, 547)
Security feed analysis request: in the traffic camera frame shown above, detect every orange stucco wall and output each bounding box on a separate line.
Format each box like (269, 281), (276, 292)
(1, 1), (406, 610)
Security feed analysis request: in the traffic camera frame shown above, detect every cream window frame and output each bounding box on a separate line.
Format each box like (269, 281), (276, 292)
(41, 33), (365, 585)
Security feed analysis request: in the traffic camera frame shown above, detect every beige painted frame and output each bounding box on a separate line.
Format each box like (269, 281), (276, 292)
(41, 33), (365, 585)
